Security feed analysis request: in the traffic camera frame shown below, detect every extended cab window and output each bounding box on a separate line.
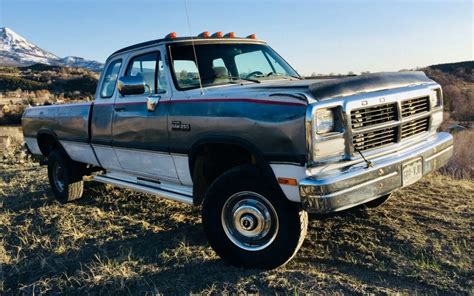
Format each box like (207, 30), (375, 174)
(100, 59), (122, 98)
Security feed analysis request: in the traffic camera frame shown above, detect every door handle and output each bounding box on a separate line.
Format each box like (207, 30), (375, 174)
(114, 107), (125, 112)
(147, 96), (161, 112)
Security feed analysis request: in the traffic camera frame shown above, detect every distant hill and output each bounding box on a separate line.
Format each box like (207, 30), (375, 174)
(427, 61), (473, 81)
(0, 64), (99, 100)
(0, 27), (103, 72)
(423, 61), (474, 122)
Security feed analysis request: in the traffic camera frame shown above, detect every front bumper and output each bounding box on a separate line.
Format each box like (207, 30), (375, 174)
(299, 132), (453, 213)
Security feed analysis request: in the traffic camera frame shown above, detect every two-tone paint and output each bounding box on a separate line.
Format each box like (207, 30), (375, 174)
(22, 37), (453, 210)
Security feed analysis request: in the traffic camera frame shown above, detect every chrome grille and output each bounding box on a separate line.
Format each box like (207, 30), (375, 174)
(353, 126), (398, 151)
(401, 117), (429, 139)
(351, 103), (397, 129)
(401, 96), (430, 117)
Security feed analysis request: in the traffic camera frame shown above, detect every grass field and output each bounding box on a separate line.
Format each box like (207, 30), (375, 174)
(1, 158), (472, 295)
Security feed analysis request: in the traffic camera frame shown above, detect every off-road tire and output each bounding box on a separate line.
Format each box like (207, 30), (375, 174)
(47, 149), (84, 203)
(202, 165), (308, 269)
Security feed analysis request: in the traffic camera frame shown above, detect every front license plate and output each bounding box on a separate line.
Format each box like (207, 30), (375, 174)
(402, 158), (423, 186)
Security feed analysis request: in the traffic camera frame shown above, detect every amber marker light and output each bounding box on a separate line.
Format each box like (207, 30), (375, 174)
(246, 33), (257, 39)
(277, 177), (298, 186)
(224, 32), (236, 38)
(212, 31), (223, 38)
(198, 31), (210, 38)
(165, 32), (177, 39)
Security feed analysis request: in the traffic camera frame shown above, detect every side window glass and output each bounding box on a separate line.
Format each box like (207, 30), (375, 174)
(126, 52), (158, 94)
(157, 54), (168, 94)
(100, 59), (122, 98)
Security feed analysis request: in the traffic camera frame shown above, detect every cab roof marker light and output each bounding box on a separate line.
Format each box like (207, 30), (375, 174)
(224, 32), (235, 38)
(246, 33), (257, 39)
(165, 32), (177, 39)
(198, 31), (210, 38)
(212, 31), (223, 38)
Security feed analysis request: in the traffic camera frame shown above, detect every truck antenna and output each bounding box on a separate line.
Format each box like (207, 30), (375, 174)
(183, 0), (204, 95)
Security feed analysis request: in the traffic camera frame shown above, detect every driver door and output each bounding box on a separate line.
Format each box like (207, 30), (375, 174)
(111, 49), (178, 182)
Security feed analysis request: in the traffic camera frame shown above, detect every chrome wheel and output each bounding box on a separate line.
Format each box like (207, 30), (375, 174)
(221, 191), (279, 251)
(52, 161), (65, 192)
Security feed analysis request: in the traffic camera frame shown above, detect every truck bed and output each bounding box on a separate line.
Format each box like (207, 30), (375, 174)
(22, 102), (93, 143)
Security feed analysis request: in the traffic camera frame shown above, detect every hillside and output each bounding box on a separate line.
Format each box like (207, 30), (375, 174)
(424, 61), (474, 122)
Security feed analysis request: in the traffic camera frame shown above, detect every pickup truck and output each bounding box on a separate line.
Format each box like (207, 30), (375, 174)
(22, 32), (453, 269)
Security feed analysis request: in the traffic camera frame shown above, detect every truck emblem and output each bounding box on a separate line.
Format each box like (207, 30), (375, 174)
(171, 121), (191, 131)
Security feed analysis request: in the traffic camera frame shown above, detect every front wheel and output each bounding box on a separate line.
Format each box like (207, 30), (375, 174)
(202, 165), (308, 269)
(47, 149), (84, 203)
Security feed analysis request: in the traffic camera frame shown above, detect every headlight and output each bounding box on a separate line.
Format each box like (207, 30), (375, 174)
(430, 88), (442, 108)
(315, 109), (335, 134)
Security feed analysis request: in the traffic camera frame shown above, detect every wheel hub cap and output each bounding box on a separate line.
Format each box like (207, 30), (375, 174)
(221, 191), (279, 251)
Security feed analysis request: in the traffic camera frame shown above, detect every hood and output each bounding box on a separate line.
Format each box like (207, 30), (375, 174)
(245, 71), (432, 101)
(198, 71), (433, 105)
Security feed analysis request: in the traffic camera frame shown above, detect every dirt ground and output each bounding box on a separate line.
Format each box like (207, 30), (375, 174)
(0, 159), (472, 295)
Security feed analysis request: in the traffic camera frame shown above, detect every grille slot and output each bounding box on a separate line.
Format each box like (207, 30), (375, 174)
(351, 103), (397, 129)
(353, 126), (398, 152)
(401, 96), (430, 117)
(401, 117), (429, 139)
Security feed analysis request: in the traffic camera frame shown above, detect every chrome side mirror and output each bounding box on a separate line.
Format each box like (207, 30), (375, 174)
(117, 76), (146, 96)
(147, 95), (161, 112)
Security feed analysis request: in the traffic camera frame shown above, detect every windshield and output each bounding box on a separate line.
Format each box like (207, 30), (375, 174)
(168, 42), (300, 90)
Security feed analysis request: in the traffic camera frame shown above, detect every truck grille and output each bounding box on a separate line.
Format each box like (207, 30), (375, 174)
(401, 117), (429, 139)
(401, 96), (430, 117)
(351, 103), (397, 129)
(350, 97), (431, 152)
(353, 126), (398, 151)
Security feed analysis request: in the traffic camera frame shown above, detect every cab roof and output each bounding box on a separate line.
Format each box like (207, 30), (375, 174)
(110, 36), (265, 57)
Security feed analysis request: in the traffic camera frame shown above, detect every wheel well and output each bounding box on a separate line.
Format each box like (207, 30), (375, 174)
(37, 133), (61, 157)
(191, 143), (257, 206)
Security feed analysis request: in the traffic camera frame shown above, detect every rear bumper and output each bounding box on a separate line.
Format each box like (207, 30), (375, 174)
(299, 132), (453, 213)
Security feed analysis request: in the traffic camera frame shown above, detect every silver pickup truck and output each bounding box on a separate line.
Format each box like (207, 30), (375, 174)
(22, 32), (453, 269)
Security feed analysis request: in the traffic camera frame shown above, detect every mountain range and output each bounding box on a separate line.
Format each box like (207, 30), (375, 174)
(0, 27), (103, 72)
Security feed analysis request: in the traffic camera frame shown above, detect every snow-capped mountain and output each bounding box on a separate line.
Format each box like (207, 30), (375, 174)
(0, 27), (103, 71)
(58, 56), (104, 72)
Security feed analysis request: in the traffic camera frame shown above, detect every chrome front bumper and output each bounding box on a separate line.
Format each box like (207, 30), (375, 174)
(299, 132), (453, 213)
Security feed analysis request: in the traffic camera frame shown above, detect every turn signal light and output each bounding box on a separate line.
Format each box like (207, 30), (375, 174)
(198, 31), (210, 38)
(212, 31), (223, 38)
(246, 33), (257, 39)
(277, 177), (298, 186)
(224, 32), (236, 38)
(165, 32), (177, 39)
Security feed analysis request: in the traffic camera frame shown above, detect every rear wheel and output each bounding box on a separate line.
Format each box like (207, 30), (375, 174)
(47, 149), (84, 203)
(202, 165), (308, 269)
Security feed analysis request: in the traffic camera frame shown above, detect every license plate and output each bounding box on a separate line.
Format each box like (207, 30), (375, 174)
(402, 158), (423, 186)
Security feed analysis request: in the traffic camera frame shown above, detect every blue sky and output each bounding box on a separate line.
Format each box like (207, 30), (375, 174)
(0, 0), (472, 75)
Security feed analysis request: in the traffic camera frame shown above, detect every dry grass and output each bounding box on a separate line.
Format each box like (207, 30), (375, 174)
(1, 125), (472, 294)
(1, 158), (472, 295)
(440, 130), (474, 179)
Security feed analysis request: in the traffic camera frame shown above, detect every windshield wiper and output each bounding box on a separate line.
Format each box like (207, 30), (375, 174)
(266, 72), (303, 80)
(229, 76), (261, 84)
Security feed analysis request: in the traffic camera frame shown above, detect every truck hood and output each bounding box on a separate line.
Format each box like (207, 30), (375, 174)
(246, 71), (432, 102)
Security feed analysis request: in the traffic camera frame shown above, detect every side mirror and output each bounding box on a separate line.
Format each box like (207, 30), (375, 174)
(117, 76), (146, 96)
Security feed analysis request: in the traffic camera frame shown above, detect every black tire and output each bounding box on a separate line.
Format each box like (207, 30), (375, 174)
(363, 193), (392, 209)
(202, 165), (308, 269)
(47, 149), (84, 203)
